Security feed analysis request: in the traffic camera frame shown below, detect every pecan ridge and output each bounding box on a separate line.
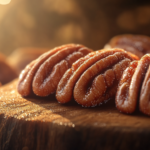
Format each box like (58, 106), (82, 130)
(17, 44), (93, 97)
(56, 49), (138, 107)
(116, 54), (150, 116)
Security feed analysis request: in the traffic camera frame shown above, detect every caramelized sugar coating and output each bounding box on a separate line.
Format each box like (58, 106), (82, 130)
(7, 47), (49, 73)
(17, 44), (93, 97)
(105, 34), (150, 58)
(56, 49), (138, 107)
(0, 53), (18, 85)
(116, 54), (150, 116)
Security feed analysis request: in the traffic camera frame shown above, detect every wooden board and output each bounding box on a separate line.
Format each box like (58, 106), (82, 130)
(0, 80), (150, 150)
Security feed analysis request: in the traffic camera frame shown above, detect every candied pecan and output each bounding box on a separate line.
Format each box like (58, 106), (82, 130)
(17, 44), (93, 97)
(116, 54), (150, 116)
(105, 34), (150, 58)
(56, 49), (138, 107)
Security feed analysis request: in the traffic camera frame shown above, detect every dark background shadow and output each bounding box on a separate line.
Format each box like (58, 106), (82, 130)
(0, 0), (150, 55)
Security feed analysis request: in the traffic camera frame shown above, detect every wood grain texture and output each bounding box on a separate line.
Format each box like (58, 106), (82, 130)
(0, 80), (150, 150)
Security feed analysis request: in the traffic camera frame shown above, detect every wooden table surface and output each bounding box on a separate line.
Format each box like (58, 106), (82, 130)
(0, 79), (150, 150)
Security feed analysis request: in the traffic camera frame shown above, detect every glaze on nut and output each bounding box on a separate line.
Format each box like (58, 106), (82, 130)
(116, 54), (150, 116)
(56, 49), (138, 107)
(17, 44), (93, 97)
(105, 34), (150, 58)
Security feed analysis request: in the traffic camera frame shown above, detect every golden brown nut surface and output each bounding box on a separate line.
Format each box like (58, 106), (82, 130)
(17, 44), (93, 97)
(105, 34), (150, 58)
(0, 53), (18, 85)
(116, 54), (150, 116)
(56, 49), (137, 107)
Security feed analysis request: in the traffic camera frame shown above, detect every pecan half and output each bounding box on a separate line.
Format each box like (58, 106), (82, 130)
(17, 44), (93, 97)
(116, 54), (150, 116)
(105, 34), (150, 58)
(56, 49), (138, 107)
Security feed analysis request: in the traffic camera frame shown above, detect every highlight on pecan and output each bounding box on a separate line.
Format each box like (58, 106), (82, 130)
(104, 34), (150, 58)
(0, 54), (18, 85)
(116, 54), (150, 116)
(56, 48), (138, 107)
(17, 44), (93, 97)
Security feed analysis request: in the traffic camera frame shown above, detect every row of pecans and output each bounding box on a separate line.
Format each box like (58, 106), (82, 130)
(1, 34), (149, 85)
(17, 34), (150, 116)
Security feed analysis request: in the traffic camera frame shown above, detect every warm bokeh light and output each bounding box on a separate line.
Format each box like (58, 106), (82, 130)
(0, 0), (11, 5)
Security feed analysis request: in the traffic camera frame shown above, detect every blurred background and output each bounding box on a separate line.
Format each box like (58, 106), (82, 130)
(0, 0), (150, 55)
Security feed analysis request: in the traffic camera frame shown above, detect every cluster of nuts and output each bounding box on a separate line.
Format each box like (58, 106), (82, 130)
(17, 35), (150, 116)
